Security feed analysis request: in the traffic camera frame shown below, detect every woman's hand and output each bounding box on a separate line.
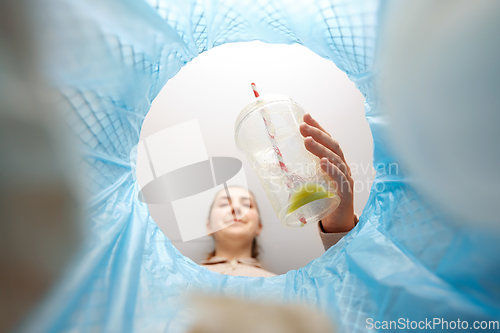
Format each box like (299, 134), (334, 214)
(299, 113), (356, 233)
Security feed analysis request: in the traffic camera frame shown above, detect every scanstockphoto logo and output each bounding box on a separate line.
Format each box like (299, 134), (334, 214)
(132, 120), (249, 242)
(366, 317), (500, 331)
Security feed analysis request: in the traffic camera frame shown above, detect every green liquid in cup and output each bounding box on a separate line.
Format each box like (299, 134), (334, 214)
(286, 182), (336, 215)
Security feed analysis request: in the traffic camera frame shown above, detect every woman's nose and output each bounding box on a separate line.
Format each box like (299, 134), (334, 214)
(231, 202), (247, 220)
(231, 202), (241, 215)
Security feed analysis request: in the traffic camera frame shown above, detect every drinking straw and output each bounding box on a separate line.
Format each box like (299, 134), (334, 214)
(251, 83), (297, 187)
(251, 82), (259, 97)
(251, 83), (309, 225)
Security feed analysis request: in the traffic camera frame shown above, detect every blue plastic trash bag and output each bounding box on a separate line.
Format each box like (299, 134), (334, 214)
(12, 0), (500, 332)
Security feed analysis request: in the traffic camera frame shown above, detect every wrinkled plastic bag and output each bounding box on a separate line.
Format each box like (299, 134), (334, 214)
(15, 0), (500, 332)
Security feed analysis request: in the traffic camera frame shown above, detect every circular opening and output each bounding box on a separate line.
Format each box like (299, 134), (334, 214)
(137, 41), (373, 275)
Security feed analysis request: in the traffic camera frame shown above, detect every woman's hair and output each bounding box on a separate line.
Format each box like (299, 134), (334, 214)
(206, 186), (262, 260)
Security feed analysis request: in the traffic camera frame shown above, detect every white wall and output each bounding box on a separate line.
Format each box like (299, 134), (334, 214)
(138, 41), (373, 275)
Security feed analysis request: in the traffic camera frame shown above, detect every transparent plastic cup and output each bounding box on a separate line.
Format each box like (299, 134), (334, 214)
(235, 94), (341, 228)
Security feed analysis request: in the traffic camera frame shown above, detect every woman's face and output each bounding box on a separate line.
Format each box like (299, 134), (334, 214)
(208, 187), (261, 240)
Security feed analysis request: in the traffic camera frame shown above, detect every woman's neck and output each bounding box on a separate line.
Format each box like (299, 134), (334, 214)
(214, 238), (253, 260)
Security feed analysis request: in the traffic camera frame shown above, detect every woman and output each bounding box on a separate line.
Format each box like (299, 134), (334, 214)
(200, 186), (276, 277)
(200, 113), (358, 277)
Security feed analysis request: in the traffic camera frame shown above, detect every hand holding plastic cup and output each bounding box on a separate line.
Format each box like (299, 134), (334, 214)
(235, 84), (340, 227)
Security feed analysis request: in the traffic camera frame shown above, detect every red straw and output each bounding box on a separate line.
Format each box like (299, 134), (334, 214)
(251, 82), (260, 97)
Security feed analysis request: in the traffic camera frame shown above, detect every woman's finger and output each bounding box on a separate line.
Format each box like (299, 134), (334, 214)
(303, 113), (329, 136)
(300, 118), (349, 172)
(300, 123), (347, 165)
(320, 158), (352, 203)
(303, 136), (351, 177)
